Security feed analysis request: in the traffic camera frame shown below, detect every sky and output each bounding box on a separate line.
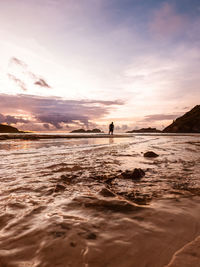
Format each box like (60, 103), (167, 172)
(0, 0), (200, 132)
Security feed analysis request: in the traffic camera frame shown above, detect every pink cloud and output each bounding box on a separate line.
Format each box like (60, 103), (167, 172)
(8, 57), (51, 90)
(0, 94), (123, 131)
(9, 57), (28, 68)
(149, 3), (187, 39)
(7, 73), (27, 91)
(34, 78), (50, 88)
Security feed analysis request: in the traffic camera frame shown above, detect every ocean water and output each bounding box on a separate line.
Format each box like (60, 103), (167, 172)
(0, 134), (200, 267)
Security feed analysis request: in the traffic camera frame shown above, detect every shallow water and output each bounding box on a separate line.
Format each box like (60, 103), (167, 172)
(0, 134), (200, 266)
(1, 135), (200, 200)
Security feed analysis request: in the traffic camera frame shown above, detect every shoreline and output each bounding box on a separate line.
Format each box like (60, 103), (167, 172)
(0, 133), (133, 140)
(0, 132), (200, 140)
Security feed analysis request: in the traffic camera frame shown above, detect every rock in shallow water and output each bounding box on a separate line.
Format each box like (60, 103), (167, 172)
(121, 168), (145, 180)
(66, 196), (143, 213)
(99, 187), (116, 197)
(144, 151), (159, 158)
(54, 184), (66, 192)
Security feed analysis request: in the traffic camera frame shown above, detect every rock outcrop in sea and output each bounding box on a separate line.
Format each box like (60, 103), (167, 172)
(70, 128), (102, 133)
(163, 105), (200, 133)
(127, 127), (161, 133)
(0, 124), (22, 133)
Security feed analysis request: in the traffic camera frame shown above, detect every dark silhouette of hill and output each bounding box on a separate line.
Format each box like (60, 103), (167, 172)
(0, 124), (23, 133)
(163, 105), (200, 133)
(126, 127), (161, 133)
(70, 128), (102, 133)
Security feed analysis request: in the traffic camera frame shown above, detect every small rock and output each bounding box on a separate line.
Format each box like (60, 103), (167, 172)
(121, 168), (145, 180)
(54, 184), (65, 192)
(70, 241), (77, 247)
(144, 151), (159, 158)
(60, 174), (74, 183)
(86, 232), (97, 240)
(71, 165), (82, 171)
(99, 187), (116, 197)
(45, 188), (54, 195)
(104, 176), (116, 184)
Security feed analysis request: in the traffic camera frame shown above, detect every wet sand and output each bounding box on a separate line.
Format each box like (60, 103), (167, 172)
(0, 133), (133, 141)
(0, 132), (199, 141)
(166, 234), (200, 267)
(0, 134), (200, 266)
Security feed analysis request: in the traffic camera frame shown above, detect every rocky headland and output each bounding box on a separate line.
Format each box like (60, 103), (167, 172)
(0, 124), (23, 133)
(164, 105), (200, 133)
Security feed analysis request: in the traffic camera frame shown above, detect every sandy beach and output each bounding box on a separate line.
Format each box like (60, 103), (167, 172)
(0, 134), (200, 267)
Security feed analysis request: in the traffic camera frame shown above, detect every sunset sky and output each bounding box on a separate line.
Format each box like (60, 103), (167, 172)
(0, 0), (200, 132)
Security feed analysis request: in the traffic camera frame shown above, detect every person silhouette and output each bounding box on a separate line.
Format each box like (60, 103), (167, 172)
(109, 122), (114, 135)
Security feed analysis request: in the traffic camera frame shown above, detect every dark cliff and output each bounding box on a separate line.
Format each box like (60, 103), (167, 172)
(163, 105), (200, 133)
(0, 124), (22, 133)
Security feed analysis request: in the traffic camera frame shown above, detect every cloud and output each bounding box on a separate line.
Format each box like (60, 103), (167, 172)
(36, 113), (88, 129)
(115, 124), (128, 131)
(8, 57), (51, 90)
(0, 113), (30, 124)
(144, 114), (180, 122)
(43, 123), (50, 129)
(34, 78), (50, 88)
(9, 57), (28, 68)
(0, 94), (123, 130)
(7, 73), (27, 91)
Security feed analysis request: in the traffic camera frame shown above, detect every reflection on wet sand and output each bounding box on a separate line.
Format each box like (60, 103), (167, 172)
(109, 137), (114, 144)
(0, 134), (200, 266)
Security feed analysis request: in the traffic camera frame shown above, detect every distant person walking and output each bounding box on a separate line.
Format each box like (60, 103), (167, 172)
(109, 122), (114, 135)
